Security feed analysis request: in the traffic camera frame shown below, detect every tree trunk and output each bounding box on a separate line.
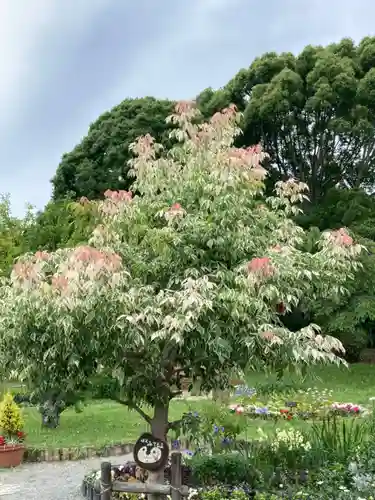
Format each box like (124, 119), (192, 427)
(148, 402), (169, 500)
(190, 379), (202, 396)
(212, 389), (230, 403)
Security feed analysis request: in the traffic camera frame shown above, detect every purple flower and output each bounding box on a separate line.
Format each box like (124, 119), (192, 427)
(172, 440), (180, 449)
(183, 449), (194, 456)
(255, 407), (269, 414)
(234, 385), (256, 396)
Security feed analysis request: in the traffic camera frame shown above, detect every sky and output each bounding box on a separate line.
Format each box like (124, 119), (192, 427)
(1, 0), (375, 217)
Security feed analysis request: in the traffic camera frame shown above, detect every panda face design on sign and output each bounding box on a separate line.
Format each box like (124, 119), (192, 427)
(133, 433), (169, 471)
(138, 445), (162, 463)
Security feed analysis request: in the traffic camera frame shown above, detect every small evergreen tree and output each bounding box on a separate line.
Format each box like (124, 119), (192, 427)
(0, 392), (23, 438)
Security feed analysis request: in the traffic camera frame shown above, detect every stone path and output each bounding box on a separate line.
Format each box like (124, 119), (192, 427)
(0, 453), (133, 499)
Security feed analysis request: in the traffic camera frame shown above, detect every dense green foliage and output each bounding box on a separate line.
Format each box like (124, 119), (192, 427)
(199, 36), (375, 203)
(52, 97), (174, 200)
(22, 199), (96, 252)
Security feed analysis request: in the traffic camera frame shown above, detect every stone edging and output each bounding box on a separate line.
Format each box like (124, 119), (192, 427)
(23, 438), (190, 463)
(23, 442), (134, 463)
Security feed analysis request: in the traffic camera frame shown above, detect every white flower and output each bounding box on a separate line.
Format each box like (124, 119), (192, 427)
(349, 462), (359, 474)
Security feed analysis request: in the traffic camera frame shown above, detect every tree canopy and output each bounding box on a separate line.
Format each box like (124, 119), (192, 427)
(52, 97), (174, 201)
(0, 103), (362, 458)
(51, 36), (375, 208)
(199, 36), (375, 202)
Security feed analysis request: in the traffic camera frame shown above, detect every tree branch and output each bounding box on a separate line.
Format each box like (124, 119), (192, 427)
(112, 397), (152, 425)
(170, 390), (182, 398)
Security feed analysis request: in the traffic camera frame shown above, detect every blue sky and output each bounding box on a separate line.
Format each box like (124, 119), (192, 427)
(2, 0), (375, 216)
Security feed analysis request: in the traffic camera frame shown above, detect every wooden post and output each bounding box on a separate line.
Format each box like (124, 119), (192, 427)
(171, 452), (182, 500)
(100, 461), (112, 500)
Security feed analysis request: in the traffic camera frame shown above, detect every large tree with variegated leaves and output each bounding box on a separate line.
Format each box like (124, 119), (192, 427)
(0, 102), (363, 478)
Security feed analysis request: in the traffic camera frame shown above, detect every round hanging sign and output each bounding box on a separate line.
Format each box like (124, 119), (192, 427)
(133, 432), (169, 471)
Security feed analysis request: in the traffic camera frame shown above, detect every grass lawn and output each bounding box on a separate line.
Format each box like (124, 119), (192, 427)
(22, 400), (212, 449)
(9, 363), (375, 450)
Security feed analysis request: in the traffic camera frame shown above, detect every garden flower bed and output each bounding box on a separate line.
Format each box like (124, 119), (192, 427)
(80, 395), (375, 500)
(229, 401), (366, 420)
(229, 386), (367, 421)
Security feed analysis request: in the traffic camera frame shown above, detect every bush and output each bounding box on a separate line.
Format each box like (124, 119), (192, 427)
(190, 453), (258, 487)
(199, 485), (254, 500)
(12, 393), (33, 405)
(0, 392), (24, 436)
(334, 327), (368, 363)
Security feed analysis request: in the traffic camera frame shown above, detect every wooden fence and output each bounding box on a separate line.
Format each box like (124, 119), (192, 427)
(94, 452), (189, 500)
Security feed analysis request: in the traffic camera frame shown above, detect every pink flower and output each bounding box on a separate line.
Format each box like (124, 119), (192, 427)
(270, 245), (282, 252)
(246, 145), (262, 154)
(261, 331), (275, 341)
(332, 228), (353, 246)
(247, 257), (274, 278)
(104, 190), (132, 202)
(235, 406), (245, 415)
(170, 203), (182, 211)
(12, 261), (38, 282)
(165, 203), (185, 220)
(175, 101), (196, 115)
(34, 251), (49, 261)
(51, 275), (69, 291)
(73, 246), (122, 271)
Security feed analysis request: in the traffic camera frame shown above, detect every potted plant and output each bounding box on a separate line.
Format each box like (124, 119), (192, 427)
(0, 392), (25, 467)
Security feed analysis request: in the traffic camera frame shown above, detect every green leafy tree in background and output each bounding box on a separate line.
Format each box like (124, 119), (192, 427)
(0, 195), (36, 277)
(318, 248), (375, 362)
(305, 227), (375, 362)
(300, 187), (375, 240)
(50, 36), (375, 209)
(0, 103), (363, 484)
(199, 36), (375, 202)
(52, 97), (174, 201)
(23, 199), (96, 253)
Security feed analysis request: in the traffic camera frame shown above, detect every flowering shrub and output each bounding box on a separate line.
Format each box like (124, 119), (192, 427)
(258, 428), (311, 453)
(0, 101), (364, 449)
(172, 405), (246, 454)
(0, 392), (25, 446)
(255, 427), (313, 475)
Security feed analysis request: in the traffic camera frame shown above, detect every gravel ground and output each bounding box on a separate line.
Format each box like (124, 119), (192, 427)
(0, 453), (133, 499)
